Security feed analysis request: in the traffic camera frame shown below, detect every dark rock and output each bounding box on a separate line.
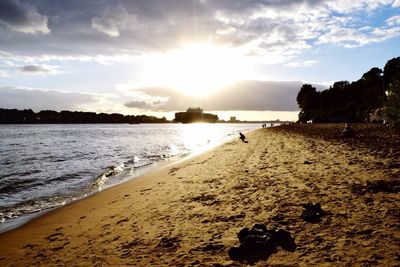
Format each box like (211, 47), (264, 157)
(252, 223), (268, 233)
(301, 203), (328, 223)
(228, 223), (296, 264)
(275, 229), (297, 252)
(237, 227), (251, 243)
(228, 247), (242, 261)
(303, 160), (312, 164)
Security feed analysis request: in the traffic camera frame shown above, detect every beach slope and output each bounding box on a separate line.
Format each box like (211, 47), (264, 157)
(0, 124), (399, 266)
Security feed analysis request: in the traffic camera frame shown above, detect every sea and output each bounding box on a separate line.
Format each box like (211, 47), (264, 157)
(0, 123), (261, 233)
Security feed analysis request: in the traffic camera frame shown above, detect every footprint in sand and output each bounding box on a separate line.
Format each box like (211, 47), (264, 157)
(116, 218), (129, 225)
(45, 232), (64, 242)
(23, 243), (35, 249)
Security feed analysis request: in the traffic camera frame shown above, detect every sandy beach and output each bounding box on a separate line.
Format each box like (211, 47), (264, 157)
(0, 124), (399, 266)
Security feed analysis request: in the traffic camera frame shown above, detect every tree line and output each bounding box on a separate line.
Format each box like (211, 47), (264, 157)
(296, 57), (400, 127)
(0, 109), (168, 124)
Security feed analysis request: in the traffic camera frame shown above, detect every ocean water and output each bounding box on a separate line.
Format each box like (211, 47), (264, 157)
(0, 123), (260, 232)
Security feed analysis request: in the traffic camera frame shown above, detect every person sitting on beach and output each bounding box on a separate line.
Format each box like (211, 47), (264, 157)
(341, 123), (356, 138)
(239, 132), (247, 143)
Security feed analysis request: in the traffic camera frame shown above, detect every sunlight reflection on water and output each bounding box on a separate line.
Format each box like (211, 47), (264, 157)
(181, 123), (238, 155)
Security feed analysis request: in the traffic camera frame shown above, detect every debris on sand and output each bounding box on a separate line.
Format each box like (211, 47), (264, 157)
(301, 203), (328, 223)
(351, 179), (400, 194)
(228, 223), (296, 265)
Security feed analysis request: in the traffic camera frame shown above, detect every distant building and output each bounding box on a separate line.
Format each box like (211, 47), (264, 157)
(229, 116), (237, 122)
(174, 107), (218, 123)
(186, 107), (203, 115)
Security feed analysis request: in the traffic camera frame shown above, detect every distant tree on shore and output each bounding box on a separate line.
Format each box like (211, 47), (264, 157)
(296, 57), (400, 124)
(0, 109), (169, 124)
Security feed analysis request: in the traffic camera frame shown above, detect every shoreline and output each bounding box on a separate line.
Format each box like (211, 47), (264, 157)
(0, 127), (256, 235)
(1, 124), (399, 266)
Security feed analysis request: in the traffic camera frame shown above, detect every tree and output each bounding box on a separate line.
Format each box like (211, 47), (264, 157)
(385, 78), (400, 130)
(383, 57), (400, 129)
(296, 57), (399, 123)
(296, 84), (317, 110)
(296, 84), (319, 122)
(362, 67), (382, 81)
(384, 57), (400, 86)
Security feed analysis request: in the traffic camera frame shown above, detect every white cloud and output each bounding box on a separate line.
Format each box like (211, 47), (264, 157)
(285, 60), (319, 67)
(324, 0), (394, 14)
(387, 15), (400, 26)
(316, 14), (400, 48)
(0, 0), (49, 34)
(92, 4), (130, 37)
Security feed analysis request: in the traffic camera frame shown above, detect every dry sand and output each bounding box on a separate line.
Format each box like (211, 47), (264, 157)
(0, 124), (399, 266)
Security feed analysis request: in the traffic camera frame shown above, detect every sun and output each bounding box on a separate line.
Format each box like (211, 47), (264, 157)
(141, 43), (250, 96)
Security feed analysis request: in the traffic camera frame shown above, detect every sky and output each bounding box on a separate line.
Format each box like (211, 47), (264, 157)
(0, 0), (399, 121)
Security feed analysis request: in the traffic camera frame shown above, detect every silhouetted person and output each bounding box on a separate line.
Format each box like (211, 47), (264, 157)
(239, 132), (248, 143)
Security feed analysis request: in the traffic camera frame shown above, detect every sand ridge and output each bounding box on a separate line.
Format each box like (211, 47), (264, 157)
(0, 125), (399, 266)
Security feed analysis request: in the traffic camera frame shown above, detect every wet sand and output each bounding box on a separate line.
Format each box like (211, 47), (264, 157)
(0, 124), (399, 266)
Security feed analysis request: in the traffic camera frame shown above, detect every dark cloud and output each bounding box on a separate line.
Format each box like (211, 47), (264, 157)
(124, 80), (309, 111)
(0, 86), (100, 111)
(0, 0), (49, 33)
(92, 3), (129, 37)
(19, 64), (56, 74)
(124, 100), (164, 109)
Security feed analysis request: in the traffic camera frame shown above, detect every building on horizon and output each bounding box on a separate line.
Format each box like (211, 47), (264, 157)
(174, 107), (218, 123)
(186, 107), (203, 115)
(229, 116), (238, 122)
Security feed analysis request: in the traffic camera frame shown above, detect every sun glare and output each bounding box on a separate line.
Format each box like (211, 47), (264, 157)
(141, 43), (250, 96)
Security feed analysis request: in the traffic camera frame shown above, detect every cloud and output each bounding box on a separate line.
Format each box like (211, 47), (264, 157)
(19, 64), (58, 74)
(0, 70), (9, 77)
(124, 81), (310, 112)
(285, 60), (319, 67)
(124, 100), (165, 109)
(0, 0), (398, 63)
(0, 0), (49, 34)
(317, 22), (400, 48)
(387, 15), (400, 26)
(0, 86), (103, 111)
(92, 4), (130, 37)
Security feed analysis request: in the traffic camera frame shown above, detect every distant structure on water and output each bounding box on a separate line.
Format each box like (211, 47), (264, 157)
(229, 116), (238, 122)
(174, 107), (218, 123)
(186, 107), (204, 115)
